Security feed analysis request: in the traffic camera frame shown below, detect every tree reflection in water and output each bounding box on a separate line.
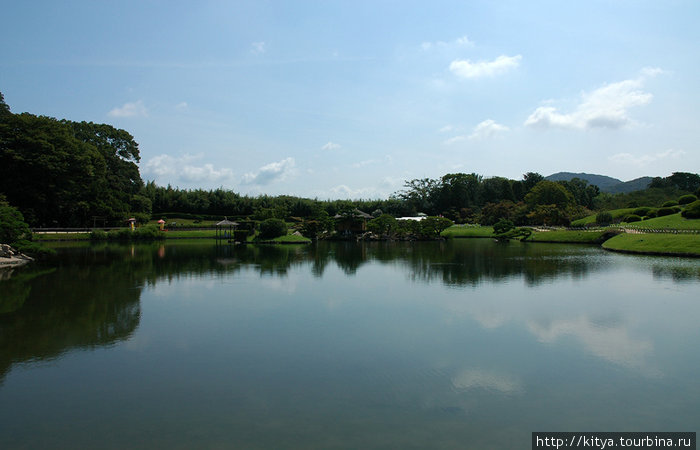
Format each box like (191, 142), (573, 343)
(2, 239), (697, 385)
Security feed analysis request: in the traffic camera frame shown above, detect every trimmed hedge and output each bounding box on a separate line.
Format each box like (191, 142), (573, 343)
(662, 200), (678, 207)
(596, 211), (613, 226)
(258, 218), (288, 239)
(681, 200), (700, 219)
(678, 194), (698, 205)
(632, 207), (653, 217)
(656, 207), (676, 217)
(624, 214), (642, 223)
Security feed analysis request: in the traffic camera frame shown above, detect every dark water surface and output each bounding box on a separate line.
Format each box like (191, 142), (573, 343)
(1, 240), (698, 449)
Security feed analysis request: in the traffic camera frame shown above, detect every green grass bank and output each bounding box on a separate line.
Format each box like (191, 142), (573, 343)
(602, 233), (700, 258)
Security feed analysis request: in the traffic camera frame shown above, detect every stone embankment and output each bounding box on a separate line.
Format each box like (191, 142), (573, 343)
(0, 244), (33, 268)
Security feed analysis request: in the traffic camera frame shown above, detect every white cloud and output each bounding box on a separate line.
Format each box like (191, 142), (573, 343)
(329, 184), (382, 199)
(438, 125), (454, 133)
(449, 54), (521, 79)
(443, 135), (467, 145)
(455, 36), (474, 47)
(421, 35), (475, 51)
(108, 100), (147, 118)
(528, 316), (655, 372)
(175, 101), (188, 111)
(242, 157), (295, 185)
(525, 68), (662, 130)
(142, 154), (234, 184)
(351, 159), (378, 169)
(322, 141), (341, 151)
(468, 119), (509, 140)
(451, 369), (522, 394)
(608, 149), (685, 167)
(251, 41), (266, 54)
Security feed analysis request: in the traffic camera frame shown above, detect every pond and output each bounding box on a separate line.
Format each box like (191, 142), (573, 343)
(1, 240), (699, 449)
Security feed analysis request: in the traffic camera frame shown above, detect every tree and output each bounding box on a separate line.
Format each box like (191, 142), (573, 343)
(0, 97), (146, 226)
(435, 173), (482, 213)
(367, 214), (398, 236)
(557, 178), (599, 209)
(595, 211), (613, 226)
(525, 180), (575, 208)
(0, 196), (30, 243)
(0, 113), (105, 226)
(258, 218), (288, 239)
(418, 216), (453, 238)
(0, 92), (10, 118)
(480, 177), (514, 204)
(396, 178), (440, 214)
(522, 172), (544, 193)
(493, 218), (514, 235)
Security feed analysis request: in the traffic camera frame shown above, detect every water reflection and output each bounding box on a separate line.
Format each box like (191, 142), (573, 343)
(0, 240), (698, 448)
(2, 240), (697, 384)
(0, 247), (147, 384)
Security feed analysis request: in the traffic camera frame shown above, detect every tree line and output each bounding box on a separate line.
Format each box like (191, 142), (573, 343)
(1, 91), (698, 230)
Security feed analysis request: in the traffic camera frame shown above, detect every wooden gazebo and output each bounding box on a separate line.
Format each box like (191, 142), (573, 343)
(215, 218), (239, 241)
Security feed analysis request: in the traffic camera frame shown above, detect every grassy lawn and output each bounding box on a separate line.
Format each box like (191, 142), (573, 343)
(33, 232), (91, 241)
(441, 225), (494, 238)
(619, 213), (700, 230)
(162, 229), (217, 238)
(268, 234), (311, 243)
(602, 233), (700, 257)
(571, 208), (636, 226)
(526, 229), (613, 244)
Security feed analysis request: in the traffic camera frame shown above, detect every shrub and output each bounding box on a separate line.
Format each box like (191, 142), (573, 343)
(493, 219), (515, 235)
(90, 230), (108, 240)
(632, 207), (652, 216)
(656, 207), (676, 217)
(662, 200), (678, 207)
(681, 200), (700, 219)
(367, 214), (398, 235)
(107, 228), (133, 240)
(646, 209), (657, 218)
(0, 202), (31, 244)
(133, 225), (164, 240)
(678, 194), (698, 205)
(595, 211), (613, 226)
(624, 214), (641, 223)
(258, 218), (288, 239)
(419, 216), (454, 238)
(12, 239), (56, 257)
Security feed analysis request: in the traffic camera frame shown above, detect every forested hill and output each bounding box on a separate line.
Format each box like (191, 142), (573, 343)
(546, 172), (653, 194)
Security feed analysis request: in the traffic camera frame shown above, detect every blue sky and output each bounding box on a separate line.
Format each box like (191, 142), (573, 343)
(2, 0), (698, 198)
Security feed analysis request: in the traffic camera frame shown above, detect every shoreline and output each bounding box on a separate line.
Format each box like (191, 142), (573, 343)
(31, 228), (700, 258)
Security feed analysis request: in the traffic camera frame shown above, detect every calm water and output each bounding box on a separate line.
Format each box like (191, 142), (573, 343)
(1, 240), (699, 449)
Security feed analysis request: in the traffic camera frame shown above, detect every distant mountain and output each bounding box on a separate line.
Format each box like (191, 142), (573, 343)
(545, 172), (653, 194)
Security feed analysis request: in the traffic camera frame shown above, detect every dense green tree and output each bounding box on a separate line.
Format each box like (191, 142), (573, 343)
(435, 173), (482, 214)
(481, 177), (514, 205)
(557, 178), (599, 209)
(0, 92), (10, 118)
(0, 113), (106, 226)
(0, 196), (30, 243)
(258, 218), (288, 239)
(419, 216), (454, 238)
(525, 180), (575, 208)
(0, 97), (145, 226)
(595, 211), (613, 226)
(367, 214), (398, 236)
(522, 172), (544, 192)
(397, 178), (440, 214)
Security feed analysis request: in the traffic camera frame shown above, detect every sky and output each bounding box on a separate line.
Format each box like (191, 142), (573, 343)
(1, 0), (698, 199)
